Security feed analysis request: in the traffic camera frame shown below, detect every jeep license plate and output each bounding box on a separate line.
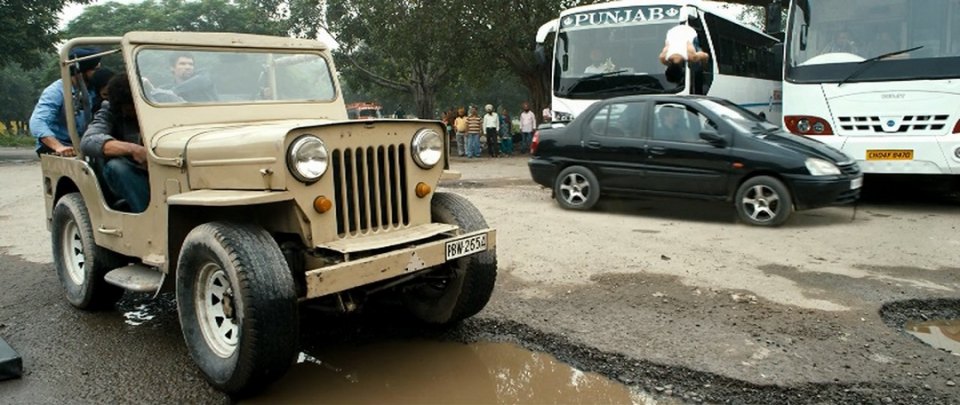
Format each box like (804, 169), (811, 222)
(445, 234), (487, 260)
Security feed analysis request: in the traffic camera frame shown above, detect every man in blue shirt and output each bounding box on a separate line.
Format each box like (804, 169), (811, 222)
(29, 48), (102, 156)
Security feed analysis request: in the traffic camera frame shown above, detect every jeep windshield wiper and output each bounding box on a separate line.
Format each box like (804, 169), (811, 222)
(838, 46), (922, 87)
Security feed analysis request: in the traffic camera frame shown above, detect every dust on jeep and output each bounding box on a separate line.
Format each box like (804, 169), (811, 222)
(41, 32), (497, 396)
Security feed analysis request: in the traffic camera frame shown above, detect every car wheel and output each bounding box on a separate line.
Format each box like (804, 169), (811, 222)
(403, 192), (497, 325)
(554, 166), (600, 210)
(51, 192), (126, 310)
(176, 222), (298, 397)
(735, 176), (793, 227)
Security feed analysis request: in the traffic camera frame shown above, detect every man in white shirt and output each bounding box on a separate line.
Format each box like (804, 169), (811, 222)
(519, 102), (537, 154)
(482, 104), (500, 158)
(659, 24), (710, 83)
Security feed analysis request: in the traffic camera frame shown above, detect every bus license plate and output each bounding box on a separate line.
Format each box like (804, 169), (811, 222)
(850, 176), (863, 190)
(866, 149), (913, 160)
(445, 234), (487, 260)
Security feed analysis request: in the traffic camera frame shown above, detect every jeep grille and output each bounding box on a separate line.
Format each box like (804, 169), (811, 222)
(331, 145), (409, 236)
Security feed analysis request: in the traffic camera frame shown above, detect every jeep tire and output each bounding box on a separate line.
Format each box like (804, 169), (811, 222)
(176, 222), (298, 397)
(51, 192), (126, 310)
(403, 192), (497, 324)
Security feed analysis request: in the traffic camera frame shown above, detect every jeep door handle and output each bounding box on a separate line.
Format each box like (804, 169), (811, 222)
(649, 146), (667, 156)
(586, 141), (602, 149)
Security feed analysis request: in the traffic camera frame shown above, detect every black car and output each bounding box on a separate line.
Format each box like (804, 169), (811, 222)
(528, 95), (863, 226)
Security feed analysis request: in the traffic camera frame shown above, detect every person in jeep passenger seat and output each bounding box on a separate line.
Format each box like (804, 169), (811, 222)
(80, 73), (150, 213)
(28, 48), (102, 157)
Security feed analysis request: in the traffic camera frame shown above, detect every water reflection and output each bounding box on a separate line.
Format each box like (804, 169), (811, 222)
(245, 341), (654, 404)
(905, 319), (960, 355)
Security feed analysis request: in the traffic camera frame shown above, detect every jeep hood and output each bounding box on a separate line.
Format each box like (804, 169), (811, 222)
(153, 119), (332, 161)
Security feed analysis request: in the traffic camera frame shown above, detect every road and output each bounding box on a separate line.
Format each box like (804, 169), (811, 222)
(0, 150), (958, 403)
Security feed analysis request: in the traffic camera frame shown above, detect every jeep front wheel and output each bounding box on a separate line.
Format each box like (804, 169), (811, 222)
(176, 222), (298, 396)
(51, 192), (126, 309)
(403, 192), (497, 325)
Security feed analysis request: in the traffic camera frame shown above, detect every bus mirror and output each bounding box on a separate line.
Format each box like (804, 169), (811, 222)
(562, 54), (568, 71)
(535, 44), (546, 66)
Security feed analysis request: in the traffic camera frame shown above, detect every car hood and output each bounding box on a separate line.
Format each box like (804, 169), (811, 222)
(755, 131), (852, 164)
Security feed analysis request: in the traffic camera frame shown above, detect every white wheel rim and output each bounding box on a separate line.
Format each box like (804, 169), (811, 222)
(62, 219), (85, 285)
(195, 263), (239, 358)
(560, 173), (591, 205)
(742, 184), (780, 223)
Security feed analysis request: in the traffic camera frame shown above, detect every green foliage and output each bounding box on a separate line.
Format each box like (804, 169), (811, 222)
(0, 63), (48, 132)
(0, 0), (90, 68)
(63, 0), (286, 38)
(0, 130), (35, 147)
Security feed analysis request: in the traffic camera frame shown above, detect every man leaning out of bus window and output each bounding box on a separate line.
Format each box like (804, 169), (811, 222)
(659, 23), (710, 84)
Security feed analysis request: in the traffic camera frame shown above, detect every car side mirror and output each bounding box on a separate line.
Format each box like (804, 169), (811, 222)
(700, 129), (727, 147)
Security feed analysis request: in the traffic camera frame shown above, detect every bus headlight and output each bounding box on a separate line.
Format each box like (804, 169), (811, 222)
(805, 158), (841, 176)
(797, 119), (812, 133)
(288, 135), (328, 183)
(412, 128), (443, 169)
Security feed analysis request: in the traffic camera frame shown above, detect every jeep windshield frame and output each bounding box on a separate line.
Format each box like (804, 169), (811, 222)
(134, 47), (338, 106)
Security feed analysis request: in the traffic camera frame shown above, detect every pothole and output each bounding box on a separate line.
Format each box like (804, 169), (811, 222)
(879, 298), (960, 355)
(244, 340), (661, 404)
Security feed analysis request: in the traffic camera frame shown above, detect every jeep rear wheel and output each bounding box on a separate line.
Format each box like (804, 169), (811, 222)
(403, 192), (497, 325)
(176, 222), (298, 397)
(51, 193), (126, 309)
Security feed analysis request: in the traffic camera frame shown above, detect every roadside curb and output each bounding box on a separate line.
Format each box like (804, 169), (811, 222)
(0, 335), (23, 381)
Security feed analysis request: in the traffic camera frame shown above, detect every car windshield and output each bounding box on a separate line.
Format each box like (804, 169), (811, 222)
(135, 48), (337, 105)
(554, 5), (685, 98)
(698, 99), (777, 133)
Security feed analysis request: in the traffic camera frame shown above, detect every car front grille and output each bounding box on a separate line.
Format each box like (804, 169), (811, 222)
(837, 115), (949, 134)
(837, 162), (860, 176)
(331, 145), (409, 237)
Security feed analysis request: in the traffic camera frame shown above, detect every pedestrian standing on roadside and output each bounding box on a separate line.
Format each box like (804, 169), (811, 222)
(499, 107), (513, 156)
(454, 107), (468, 157)
(483, 104), (500, 158)
(465, 106), (483, 158)
(519, 102), (536, 154)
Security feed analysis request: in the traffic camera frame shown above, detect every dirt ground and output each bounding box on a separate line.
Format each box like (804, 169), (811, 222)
(1, 153), (959, 403)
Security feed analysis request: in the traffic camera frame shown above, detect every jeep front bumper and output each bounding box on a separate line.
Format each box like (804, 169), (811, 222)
(303, 228), (496, 299)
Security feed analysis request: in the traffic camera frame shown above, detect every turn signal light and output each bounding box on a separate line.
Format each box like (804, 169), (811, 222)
(953, 119), (960, 134)
(415, 182), (432, 198)
(313, 196), (332, 214)
(530, 130), (540, 154)
(784, 115), (834, 135)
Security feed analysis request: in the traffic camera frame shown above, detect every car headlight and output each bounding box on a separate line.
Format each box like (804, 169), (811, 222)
(287, 135), (328, 183)
(805, 158), (841, 176)
(411, 128), (443, 168)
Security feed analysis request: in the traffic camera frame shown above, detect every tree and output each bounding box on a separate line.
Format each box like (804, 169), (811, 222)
(0, 64), (46, 135)
(0, 0), (90, 68)
(323, 0), (473, 118)
(64, 0), (285, 38)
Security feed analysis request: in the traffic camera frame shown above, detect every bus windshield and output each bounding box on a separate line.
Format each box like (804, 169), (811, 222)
(786, 0), (960, 83)
(554, 5), (685, 98)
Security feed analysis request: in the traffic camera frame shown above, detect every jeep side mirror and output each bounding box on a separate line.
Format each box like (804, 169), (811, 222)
(700, 129), (726, 147)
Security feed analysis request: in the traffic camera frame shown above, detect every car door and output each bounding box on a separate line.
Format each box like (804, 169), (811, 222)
(639, 101), (731, 196)
(579, 101), (649, 193)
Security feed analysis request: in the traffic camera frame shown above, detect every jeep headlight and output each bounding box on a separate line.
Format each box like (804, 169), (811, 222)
(411, 128), (443, 169)
(805, 158), (841, 176)
(287, 135), (328, 183)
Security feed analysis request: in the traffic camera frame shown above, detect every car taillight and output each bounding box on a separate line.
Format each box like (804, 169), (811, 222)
(953, 119), (960, 134)
(530, 130), (540, 154)
(784, 115), (834, 136)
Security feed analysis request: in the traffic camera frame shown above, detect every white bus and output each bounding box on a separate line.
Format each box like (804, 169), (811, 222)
(783, 0), (960, 184)
(535, 0), (783, 123)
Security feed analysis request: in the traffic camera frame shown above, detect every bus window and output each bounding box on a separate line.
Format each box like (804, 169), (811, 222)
(705, 13), (780, 81)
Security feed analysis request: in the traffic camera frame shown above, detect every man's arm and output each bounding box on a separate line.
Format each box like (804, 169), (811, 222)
(659, 42), (670, 65)
(80, 106), (146, 165)
(29, 84), (75, 156)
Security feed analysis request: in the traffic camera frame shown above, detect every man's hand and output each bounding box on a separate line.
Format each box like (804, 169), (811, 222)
(130, 144), (148, 166)
(54, 145), (76, 157)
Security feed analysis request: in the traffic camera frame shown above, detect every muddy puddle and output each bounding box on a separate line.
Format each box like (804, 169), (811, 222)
(245, 341), (657, 404)
(905, 319), (960, 355)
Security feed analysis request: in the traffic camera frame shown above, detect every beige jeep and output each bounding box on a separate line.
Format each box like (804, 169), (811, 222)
(41, 32), (496, 396)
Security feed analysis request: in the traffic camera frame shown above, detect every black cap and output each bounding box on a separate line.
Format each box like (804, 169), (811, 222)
(69, 48), (102, 74)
